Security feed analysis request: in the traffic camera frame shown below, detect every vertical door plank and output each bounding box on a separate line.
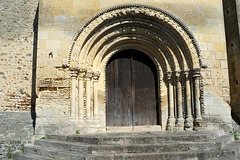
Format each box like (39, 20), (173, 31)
(132, 51), (158, 126)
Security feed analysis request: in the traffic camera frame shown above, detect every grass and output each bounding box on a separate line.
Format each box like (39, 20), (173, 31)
(7, 146), (12, 159)
(231, 128), (240, 140)
(76, 130), (80, 134)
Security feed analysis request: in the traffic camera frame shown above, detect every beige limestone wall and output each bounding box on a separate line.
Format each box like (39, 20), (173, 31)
(36, 0), (231, 134)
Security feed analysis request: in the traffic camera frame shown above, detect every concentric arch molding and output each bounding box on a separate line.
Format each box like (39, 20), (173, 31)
(67, 3), (202, 69)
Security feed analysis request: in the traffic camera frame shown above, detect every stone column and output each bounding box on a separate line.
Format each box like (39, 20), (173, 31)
(93, 72), (100, 119)
(183, 70), (193, 130)
(175, 71), (184, 129)
(70, 68), (78, 118)
(192, 68), (203, 127)
(85, 72), (93, 119)
(166, 72), (175, 130)
(78, 69), (86, 120)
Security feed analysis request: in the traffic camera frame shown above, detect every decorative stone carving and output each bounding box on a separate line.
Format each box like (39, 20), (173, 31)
(93, 72), (100, 81)
(68, 4), (201, 69)
(78, 68), (87, 79)
(85, 72), (93, 80)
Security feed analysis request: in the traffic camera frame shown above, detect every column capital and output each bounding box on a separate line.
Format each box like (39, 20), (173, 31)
(165, 71), (173, 82)
(85, 72), (93, 80)
(192, 68), (201, 78)
(70, 67), (79, 77)
(182, 70), (190, 80)
(78, 68), (87, 79)
(174, 71), (182, 82)
(93, 72), (100, 81)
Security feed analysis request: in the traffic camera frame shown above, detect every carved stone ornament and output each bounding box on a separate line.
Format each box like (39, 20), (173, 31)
(68, 4), (202, 69)
(78, 68), (87, 79)
(165, 71), (173, 82)
(85, 72), (93, 80)
(174, 71), (181, 82)
(93, 72), (100, 81)
(192, 68), (201, 78)
(182, 70), (190, 80)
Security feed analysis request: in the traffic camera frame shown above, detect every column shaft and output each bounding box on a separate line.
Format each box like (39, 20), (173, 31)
(78, 69), (86, 119)
(85, 72), (92, 119)
(93, 72), (100, 119)
(70, 71), (78, 118)
(166, 72), (175, 130)
(184, 71), (193, 130)
(194, 76), (202, 119)
(175, 72), (184, 128)
(192, 68), (203, 128)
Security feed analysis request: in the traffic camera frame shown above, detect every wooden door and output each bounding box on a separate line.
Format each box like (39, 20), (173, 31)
(106, 50), (159, 126)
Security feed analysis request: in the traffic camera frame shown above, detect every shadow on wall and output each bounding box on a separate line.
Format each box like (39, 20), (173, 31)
(232, 112), (240, 125)
(31, 4), (39, 135)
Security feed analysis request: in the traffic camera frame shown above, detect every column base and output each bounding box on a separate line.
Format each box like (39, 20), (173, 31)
(184, 117), (193, 130)
(193, 117), (206, 131)
(176, 118), (185, 127)
(166, 117), (175, 130)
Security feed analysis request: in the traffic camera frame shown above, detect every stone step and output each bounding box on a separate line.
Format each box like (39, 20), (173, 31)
(91, 150), (238, 160)
(32, 134), (233, 154)
(224, 140), (240, 159)
(24, 145), (86, 160)
(21, 145), (238, 160)
(47, 130), (224, 145)
(12, 153), (52, 160)
(13, 131), (238, 160)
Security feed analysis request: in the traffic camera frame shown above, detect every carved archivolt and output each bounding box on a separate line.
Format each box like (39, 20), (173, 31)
(67, 4), (202, 71)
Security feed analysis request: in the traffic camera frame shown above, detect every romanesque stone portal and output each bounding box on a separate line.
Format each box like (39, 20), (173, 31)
(65, 4), (204, 132)
(35, 1), (232, 134)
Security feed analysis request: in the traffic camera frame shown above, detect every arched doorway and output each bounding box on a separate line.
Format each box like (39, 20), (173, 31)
(106, 49), (159, 126)
(67, 4), (203, 131)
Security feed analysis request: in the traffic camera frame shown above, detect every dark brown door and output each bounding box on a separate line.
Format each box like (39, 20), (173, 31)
(106, 49), (159, 126)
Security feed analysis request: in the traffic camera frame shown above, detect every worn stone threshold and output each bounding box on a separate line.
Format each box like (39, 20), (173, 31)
(106, 125), (162, 132)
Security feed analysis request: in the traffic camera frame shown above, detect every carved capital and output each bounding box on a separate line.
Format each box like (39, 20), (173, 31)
(85, 72), (93, 80)
(192, 68), (201, 78)
(182, 70), (190, 80)
(70, 71), (78, 78)
(165, 71), (173, 83)
(78, 68), (87, 79)
(93, 72), (100, 81)
(174, 71), (181, 82)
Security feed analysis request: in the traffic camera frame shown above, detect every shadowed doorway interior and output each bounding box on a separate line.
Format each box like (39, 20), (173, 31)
(106, 49), (160, 127)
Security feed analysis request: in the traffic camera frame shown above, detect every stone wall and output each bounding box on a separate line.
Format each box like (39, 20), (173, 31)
(0, 0), (38, 111)
(0, 0), (38, 158)
(0, 112), (33, 159)
(223, 0), (240, 123)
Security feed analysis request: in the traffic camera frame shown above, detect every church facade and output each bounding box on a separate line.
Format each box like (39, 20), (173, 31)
(35, 0), (232, 134)
(3, 0), (240, 157)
